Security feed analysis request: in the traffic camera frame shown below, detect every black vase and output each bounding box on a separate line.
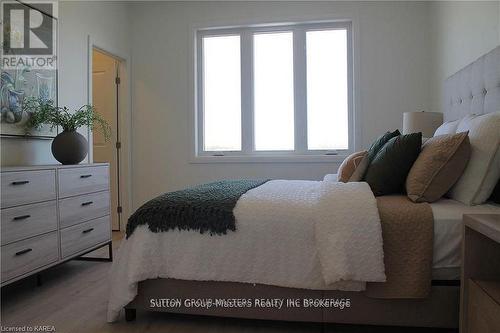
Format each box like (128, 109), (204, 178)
(51, 131), (88, 165)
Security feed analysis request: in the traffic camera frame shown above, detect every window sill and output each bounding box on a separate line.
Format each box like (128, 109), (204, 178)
(190, 154), (348, 164)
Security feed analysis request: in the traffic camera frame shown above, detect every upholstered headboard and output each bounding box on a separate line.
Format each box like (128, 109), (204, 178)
(443, 46), (500, 122)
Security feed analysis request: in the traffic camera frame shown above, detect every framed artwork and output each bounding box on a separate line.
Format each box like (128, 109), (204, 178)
(0, 0), (58, 138)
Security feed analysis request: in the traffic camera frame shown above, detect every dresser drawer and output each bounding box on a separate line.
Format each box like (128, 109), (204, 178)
(60, 216), (110, 258)
(1, 201), (57, 245)
(1, 170), (56, 208)
(58, 166), (109, 198)
(1, 232), (58, 283)
(59, 191), (110, 228)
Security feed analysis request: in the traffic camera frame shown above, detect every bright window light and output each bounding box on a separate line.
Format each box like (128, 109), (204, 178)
(253, 32), (294, 151)
(306, 29), (348, 150)
(202, 35), (241, 151)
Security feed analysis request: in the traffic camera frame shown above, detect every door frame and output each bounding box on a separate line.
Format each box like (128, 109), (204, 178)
(87, 35), (132, 232)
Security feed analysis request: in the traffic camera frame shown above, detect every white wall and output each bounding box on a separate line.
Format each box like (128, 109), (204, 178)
(1, 1), (130, 166)
(129, 1), (431, 207)
(428, 1), (500, 112)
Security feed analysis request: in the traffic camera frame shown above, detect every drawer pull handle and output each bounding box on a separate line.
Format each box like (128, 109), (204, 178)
(82, 228), (94, 234)
(80, 174), (92, 178)
(81, 201), (93, 206)
(11, 180), (30, 185)
(13, 215), (31, 221)
(15, 248), (32, 256)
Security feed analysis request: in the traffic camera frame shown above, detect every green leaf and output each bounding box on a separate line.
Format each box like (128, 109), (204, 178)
(23, 97), (111, 141)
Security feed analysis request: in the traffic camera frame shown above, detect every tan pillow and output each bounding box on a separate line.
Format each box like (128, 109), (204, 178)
(337, 151), (367, 183)
(406, 132), (471, 203)
(348, 155), (369, 182)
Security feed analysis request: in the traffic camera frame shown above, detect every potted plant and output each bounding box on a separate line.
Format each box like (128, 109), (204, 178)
(24, 97), (111, 164)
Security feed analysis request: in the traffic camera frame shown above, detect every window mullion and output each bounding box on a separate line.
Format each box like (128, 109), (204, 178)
(293, 28), (307, 154)
(241, 30), (254, 154)
(197, 34), (205, 155)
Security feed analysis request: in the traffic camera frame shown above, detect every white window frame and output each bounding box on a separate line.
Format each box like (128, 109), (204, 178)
(194, 21), (354, 163)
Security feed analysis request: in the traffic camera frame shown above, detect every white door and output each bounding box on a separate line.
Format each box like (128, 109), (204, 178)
(92, 50), (120, 231)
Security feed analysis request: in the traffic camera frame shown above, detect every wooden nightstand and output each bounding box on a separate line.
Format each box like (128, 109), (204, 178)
(460, 214), (500, 333)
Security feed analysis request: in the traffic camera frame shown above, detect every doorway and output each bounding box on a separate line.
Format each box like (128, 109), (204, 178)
(92, 49), (121, 231)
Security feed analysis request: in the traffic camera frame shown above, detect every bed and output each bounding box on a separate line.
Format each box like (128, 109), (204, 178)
(108, 46), (500, 328)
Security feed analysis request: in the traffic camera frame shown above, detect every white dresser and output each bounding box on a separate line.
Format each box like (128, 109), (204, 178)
(1, 163), (112, 286)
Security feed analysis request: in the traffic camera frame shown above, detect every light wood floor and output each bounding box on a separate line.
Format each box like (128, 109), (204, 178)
(1, 232), (457, 333)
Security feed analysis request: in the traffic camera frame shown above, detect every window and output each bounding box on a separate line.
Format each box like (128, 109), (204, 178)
(196, 22), (352, 159)
(254, 32), (294, 151)
(306, 29), (348, 150)
(202, 35), (241, 151)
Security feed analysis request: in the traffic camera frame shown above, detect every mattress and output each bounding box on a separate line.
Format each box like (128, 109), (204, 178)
(431, 199), (500, 280)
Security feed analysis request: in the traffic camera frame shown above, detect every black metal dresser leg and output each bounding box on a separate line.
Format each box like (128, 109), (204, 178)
(108, 242), (113, 261)
(36, 273), (42, 287)
(125, 308), (136, 322)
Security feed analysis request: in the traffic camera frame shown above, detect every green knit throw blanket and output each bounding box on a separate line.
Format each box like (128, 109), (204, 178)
(126, 179), (269, 238)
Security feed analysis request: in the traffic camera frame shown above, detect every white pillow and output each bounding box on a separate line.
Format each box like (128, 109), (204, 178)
(323, 174), (338, 182)
(448, 112), (500, 205)
(434, 119), (461, 136)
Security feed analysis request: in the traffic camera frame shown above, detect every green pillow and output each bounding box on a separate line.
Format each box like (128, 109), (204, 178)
(366, 129), (401, 163)
(350, 129), (401, 181)
(364, 132), (422, 196)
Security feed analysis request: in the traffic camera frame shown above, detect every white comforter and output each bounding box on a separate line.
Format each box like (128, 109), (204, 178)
(107, 179), (385, 322)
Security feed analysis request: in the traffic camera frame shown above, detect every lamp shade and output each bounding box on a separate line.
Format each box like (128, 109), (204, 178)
(403, 111), (443, 138)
